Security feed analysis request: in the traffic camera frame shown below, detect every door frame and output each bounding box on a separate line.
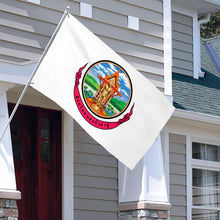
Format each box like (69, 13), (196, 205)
(62, 112), (74, 220)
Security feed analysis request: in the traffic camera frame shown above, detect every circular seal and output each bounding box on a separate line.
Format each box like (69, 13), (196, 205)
(82, 60), (132, 119)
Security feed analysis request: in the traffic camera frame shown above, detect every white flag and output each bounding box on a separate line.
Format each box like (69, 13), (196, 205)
(31, 13), (174, 169)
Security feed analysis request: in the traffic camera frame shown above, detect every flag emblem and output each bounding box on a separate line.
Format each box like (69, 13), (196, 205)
(74, 61), (134, 130)
(82, 60), (132, 119)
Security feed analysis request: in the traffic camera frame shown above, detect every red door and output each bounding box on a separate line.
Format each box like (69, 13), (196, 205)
(9, 105), (62, 220)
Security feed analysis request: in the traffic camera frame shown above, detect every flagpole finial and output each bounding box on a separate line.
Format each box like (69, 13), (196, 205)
(66, 6), (70, 16)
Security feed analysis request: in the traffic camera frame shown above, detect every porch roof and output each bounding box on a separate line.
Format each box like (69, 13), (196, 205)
(172, 37), (220, 117)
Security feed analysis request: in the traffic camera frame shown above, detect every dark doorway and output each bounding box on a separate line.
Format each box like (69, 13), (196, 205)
(9, 104), (62, 220)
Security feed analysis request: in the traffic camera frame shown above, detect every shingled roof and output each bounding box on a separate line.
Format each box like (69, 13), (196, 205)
(173, 37), (220, 117)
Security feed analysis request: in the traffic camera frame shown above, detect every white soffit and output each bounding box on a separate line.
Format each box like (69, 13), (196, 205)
(172, 0), (220, 15)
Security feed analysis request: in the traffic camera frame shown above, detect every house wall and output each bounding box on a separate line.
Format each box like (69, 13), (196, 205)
(2, 0), (165, 219)
(169, 134), (187, 220)
(0, 0), (164, 90)
(172, 11), (193, 77)
(74, 121), (118, 220)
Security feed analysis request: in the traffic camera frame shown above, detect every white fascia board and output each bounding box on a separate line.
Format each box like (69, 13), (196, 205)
(203, 0), (220, 6)
(0, 61), (36, 85)
(173, 109), (220, 125)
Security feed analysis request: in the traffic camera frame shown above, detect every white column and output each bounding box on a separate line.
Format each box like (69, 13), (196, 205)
(0, 84), (16, 190)
(118, 135), (168, 203)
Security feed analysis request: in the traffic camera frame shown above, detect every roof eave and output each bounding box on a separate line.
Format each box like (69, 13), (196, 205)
(172, 0), (220, 16)
(173, 108), (220, 126)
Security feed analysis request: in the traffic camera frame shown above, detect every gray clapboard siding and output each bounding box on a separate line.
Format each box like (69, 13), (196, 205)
(74, 121), (118, 219)
(77, 17), (163, 50)
(75, 175), (117, 190)
(75, 198), (118, 212)
(119, 54), (164, 76)
(75, 210), (118, 220)
(0, 44), (41, 61)
(0, 26), (48, 49)
(170, 195), (186, 206)
(172, 11), (193, 77)
(118, 0), (162, 13)
(74, 164), (117, 179)
(75, 186), (117, 201)
(99, 35), (163, 63)
(169, 134), (187, 220)
(75, 152), (117, 167)
(74, 142), (110, 156)
(1, 0), (164, 90)
(0, 54), (27, 63)
(72, 0), (163, 23)
(0, 10), (56, 36)
(0, 0), (68, 26)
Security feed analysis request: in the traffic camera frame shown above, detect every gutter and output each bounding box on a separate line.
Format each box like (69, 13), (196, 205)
(203, 0), (220, 6)
(173, 108), (220, 125)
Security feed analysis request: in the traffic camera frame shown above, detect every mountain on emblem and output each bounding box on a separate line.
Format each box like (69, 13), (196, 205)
(82, 61), (132, 119)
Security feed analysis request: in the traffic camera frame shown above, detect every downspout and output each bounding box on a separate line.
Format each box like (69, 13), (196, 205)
(198, 13), (211, 77)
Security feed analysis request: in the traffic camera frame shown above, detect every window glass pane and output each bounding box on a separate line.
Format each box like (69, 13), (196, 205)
(41, 141), (52, 162)
(11, 118), (21, 136)
(41, 118), (50, 139)
(207, 144), (220, 162)
(193, 169), (206, 206)
(12, 138), (22, 160)
(192, 209), (220, 220)
(193, 168), (220, 208)
(192, 142), (205, 160)
(193, 168), (206, 187)
(192, 142), (220, 162)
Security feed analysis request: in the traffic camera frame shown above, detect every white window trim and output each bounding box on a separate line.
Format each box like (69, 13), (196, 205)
(172, 3), (201, 79)
(187, 137), (220, 220)
(27, 0), (40, 4)
(186, 135), (192, 220)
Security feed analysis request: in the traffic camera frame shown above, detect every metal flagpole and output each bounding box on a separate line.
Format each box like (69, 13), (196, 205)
(0, 7), (70, 142)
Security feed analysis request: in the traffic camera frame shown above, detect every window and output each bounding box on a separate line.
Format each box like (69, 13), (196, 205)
(191, 142), (220, 219)
(11, 118), (22, 160)
(41, 118), (53, 162)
